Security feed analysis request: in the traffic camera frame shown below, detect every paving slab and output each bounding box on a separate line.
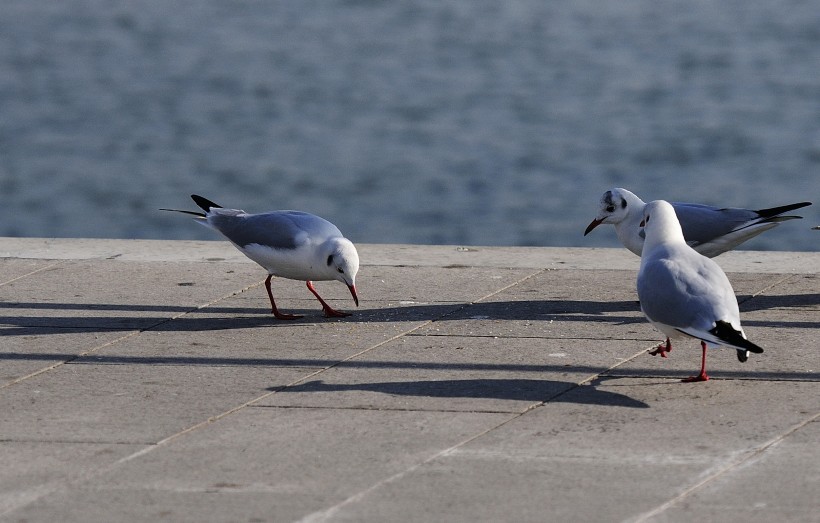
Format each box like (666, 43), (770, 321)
(414, 268), (657, 341)
(257, 335), (651, 413)
(0, 362), (308, 444)
(647, 418), (820, 523)
(0, 259), (63, 286)
(0, 441), (146, 516)
(6, 408), (511, 523)
(311, 379), (819, 523)
(0, 328), (134, 387)
(0, 238), (817, 523)
(0, 260), (264, 332)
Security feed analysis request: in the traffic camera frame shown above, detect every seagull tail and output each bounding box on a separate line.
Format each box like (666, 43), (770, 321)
(754, 201), (812, 221)
(709, 320), (763, 363)
(191, 195), (223, 212)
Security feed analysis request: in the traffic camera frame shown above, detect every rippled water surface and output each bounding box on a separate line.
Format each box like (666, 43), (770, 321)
(1, 1), (818, 250)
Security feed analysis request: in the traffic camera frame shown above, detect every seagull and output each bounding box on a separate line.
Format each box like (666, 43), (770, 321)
(636, 200), (764, 382)
(162, 195), (359, 319)
(584, 188), (811, 257)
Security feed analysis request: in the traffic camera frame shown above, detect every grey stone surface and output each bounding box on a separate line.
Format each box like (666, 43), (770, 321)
(0, 238), (817, 522)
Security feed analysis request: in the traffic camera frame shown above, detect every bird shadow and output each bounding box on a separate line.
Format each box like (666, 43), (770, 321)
(2, 293), (818, 336)
(738, 292), (820, 311)
(269, 377), (650, 408)
(0, 299), (646, 336)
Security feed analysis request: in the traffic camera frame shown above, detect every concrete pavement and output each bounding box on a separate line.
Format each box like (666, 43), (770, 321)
(0, 238), (818, 522)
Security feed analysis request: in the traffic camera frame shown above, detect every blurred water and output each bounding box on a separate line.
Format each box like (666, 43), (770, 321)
(1, 0), (818, 250)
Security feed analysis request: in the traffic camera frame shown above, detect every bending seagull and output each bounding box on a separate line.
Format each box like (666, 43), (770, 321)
(163, 195), (359, 319)
(584, 187), (811, 257)
(637, 200), (764, 382)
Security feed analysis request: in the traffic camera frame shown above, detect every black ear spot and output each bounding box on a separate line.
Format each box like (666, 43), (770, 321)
(327, 255), (334, 266)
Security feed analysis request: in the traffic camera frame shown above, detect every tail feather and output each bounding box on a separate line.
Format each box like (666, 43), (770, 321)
(191, 194), (222, 212)
(709, 320), (763, 363)
(755, 201), (812, 220)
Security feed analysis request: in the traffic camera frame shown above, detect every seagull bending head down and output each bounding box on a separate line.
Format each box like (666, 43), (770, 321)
(163, 195), (359, 319)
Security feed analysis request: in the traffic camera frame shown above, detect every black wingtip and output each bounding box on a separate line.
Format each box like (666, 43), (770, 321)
(191, 195), (222, 212)
(755, 201), (812, 219)
(710, 320), (764, 355)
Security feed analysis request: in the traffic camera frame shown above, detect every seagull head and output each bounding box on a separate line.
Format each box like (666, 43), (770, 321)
(640, 200), (685, 248)
(324, 238), (360, 306)
(584, 188), (643, 235)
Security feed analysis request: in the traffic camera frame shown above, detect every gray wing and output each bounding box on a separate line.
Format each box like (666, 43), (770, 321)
(671, 203), (760, 245)
(208, 210), (343, 249)
(638, 247), (736, 331)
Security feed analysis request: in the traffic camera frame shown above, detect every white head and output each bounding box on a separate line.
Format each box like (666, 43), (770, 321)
(584, 188), (646, 235)
(323, 238), (360, 306)
(640, 200), (686, 250)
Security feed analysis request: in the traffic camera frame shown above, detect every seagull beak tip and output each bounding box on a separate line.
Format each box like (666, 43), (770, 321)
(584, 219), (603, 236)
(348, 284), (359, 307)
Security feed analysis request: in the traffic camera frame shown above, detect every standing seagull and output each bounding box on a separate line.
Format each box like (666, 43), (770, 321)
(584, 188), (811, 257)
(163, 195), (359, 319)
(636, 200), (764, 382)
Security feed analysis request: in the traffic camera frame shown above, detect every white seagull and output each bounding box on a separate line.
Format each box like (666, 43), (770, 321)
(636, 200), (764, 382)
(585, 188), (811, 257)
(163, 195), (359, 319)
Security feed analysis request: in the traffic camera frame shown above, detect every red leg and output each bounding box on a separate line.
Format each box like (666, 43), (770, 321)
(265, 275), (302, 320)
(306, 281), (351, 318)
(649, 338), (672, 358)
(682, 341), (710, 382)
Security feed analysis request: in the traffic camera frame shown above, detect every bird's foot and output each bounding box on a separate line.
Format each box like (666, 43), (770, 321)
(272, 310), (303, 320)
(649, 339), (672, 358)
(682, 372), (709, 383)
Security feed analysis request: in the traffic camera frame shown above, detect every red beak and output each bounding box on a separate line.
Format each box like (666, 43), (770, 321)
(348, 284), (359, 307)
(584, 218), (604, 236)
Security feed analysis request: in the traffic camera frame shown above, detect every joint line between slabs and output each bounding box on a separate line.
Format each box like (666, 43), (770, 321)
(632, 410), (820, 523)
(0, 261), (65, 287)
(737, 273), (801, 304)
(0, 283), (256, 390)
(113, 270), (549, 466)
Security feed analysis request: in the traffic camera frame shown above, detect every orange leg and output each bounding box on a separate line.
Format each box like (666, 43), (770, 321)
(682, 341), (710, 382)
(306, 281), (351, 318)
(265, 275), (302, 320)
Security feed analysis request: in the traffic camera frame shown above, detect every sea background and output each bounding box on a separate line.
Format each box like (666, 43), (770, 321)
(1, 0), (818, 251)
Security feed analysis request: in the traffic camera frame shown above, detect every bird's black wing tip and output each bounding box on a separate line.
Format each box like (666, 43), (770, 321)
(756, 201), (813, 219)
(711, 320), (764, 354)
(191, 195), (222, 212)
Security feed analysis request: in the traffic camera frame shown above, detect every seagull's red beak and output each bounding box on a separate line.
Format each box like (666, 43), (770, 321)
(348, 284), (359, 307)
(584, 218), (604, 236)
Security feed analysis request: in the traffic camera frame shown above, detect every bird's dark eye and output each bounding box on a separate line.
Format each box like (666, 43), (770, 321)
(606, 205), (615, 213)
(327, 255), (333, 266)
(621, 200), (627, 209)
(337, 267), (344, 273)
(645, 215), (650, 223)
